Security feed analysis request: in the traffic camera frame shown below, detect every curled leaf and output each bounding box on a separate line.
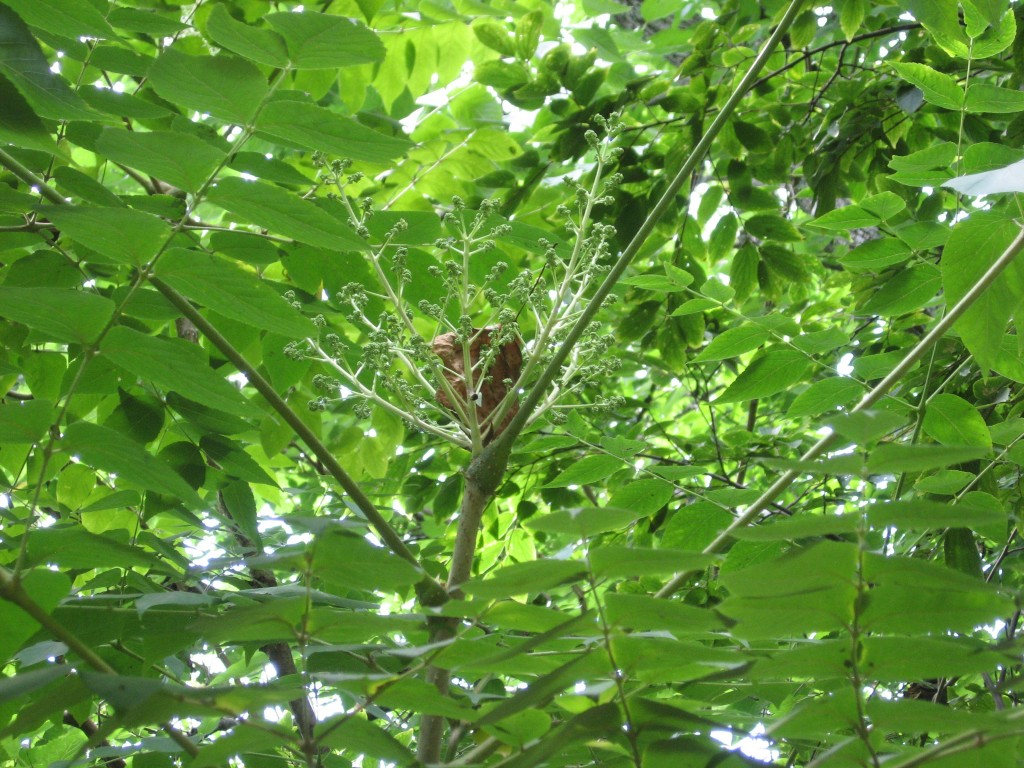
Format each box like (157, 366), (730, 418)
(433, 327), (521, 444)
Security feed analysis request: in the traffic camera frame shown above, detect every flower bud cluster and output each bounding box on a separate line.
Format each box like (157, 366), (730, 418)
(295, 118), (626, 446)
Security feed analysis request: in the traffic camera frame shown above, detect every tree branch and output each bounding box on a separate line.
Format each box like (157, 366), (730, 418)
(749, 22), (922, 90)
(0, 146), (68, 206)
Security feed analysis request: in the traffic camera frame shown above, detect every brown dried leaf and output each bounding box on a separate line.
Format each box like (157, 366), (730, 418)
(433, 327), (521, 444)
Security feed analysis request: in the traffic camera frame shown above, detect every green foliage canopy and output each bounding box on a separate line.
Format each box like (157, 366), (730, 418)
(1, 0), (1024, 767)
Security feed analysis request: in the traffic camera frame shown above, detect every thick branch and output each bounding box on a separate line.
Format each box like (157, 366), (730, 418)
(0, 146), (68, 206)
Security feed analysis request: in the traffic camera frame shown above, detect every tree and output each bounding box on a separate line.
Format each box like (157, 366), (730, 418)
(1, 0), (1023, 765)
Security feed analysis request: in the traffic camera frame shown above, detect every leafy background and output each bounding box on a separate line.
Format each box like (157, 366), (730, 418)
(1, 0), (1024, 766)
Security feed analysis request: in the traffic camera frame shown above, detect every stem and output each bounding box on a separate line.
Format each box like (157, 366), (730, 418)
(749, 22), (922, 91)
(586, 562), (642, 768)
(0, 147), (68, 206)
(150, 278), (447, 607)
(657, 224), (1024, 598)
(849, 538), (881, 767)
(416, 475), (492, 765)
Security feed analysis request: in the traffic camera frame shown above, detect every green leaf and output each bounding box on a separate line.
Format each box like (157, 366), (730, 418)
(255, 100), (412, 164)
(148, 49), (268, 124)
(915, 469), (975, 494)
(204, 5), (289, 68)
(108, 8), (186, 36)
(515, 10), (544, 59)
(866, 444), (989, 473)
(1, 0), (116, 40)
(839, 238), (911, 272)
(839, 0), (867, 40)
(0, 666), (68, 706)
(890, 62), (964, 110)
(94, 128), (226, 193)
(807, 205), (878, 231)
(791, 328), (850, 355)
(42, 206), (170, 265)
(965, 82), (1024, 113)
(606, 479), (675, 516)
(787, 378), (863, 418)
(0, 570), (69, 663)
(670, 297), (718, 316)
(100, 326), (257, 418)
(265, 11), (384, 69)
(718, 542), (857, 639)
(867, 499), (1004, 532)
(945, 527), (984, 578)
(966, 0), (1008, 26)
(0, 5), (99, 121)
(526, 506), (650, 537)
(207, 177), (368, 252)
(896, 223), (948, 250)
(316, 716), (414, 765)
(543, 454), (624, 487)
(475, 654), (591, 726)
(27, 526), (175, 572)
(941, 211), (1023, 370)
(731, 514), (860, 541)
(589, 547), (717, 578)
(922, 393), (993, 449)
(190, 725), (295, 768)
(865, 637), (1009, 683)
(902, 0), (970, 58)
(862, 551), (1011, 633)
(888, 142), (958, 172)
(62, 422), (203, 508)
(0, 400), (53, 444)
(857, 263), (941, 317)
(860, 191), (907, 220)
(620, 270), (692, 292)
(708, 212), (738, 260)
(692, 324), (769, 363)
(155, 249), (315, 338)
(0, 287), (114, 343)
(717, 349), (810, 403)
(760, 243), (810, 281)
(499, 704), (620, 768)
(472, 19), (515, 56)
(604, 593), (723, 633)
(0, 71), (57, 153)
(962, 142), (1024, 175)
(315, 529), (421, 592)
(826, 408), (908, 445)
(744, 213), (802, 242)
(474, 60), (531, 89)
(461, 559), (587, 599)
